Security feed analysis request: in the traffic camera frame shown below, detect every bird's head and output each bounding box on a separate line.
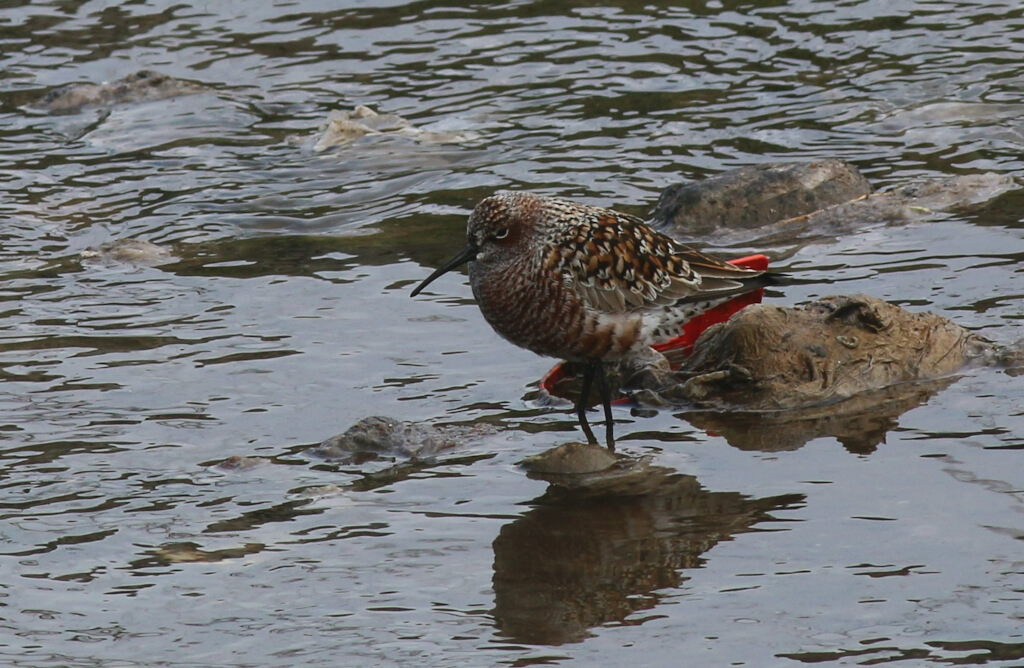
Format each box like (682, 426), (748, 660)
(410, 191), (547, 296)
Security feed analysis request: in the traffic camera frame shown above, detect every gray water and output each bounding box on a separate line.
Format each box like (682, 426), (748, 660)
(3, 1), (1024, 666)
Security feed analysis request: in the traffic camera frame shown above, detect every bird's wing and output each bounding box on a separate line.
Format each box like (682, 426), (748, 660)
(555, 210), (763, 313)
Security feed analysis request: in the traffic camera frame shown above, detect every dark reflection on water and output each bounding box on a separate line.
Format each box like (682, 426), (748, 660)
(683, 377), (959, 454)
(780, 639), (1024, 665)
(493, 469), (804, 644)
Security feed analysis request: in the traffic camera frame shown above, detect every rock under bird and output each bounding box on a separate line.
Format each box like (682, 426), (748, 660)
(411, 191), (772, 449)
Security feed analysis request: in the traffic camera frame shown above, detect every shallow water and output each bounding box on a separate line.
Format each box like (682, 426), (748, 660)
(2, 1), (1024, 666)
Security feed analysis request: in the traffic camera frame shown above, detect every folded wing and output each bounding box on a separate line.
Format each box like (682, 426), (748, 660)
(560, 210), (763, 314)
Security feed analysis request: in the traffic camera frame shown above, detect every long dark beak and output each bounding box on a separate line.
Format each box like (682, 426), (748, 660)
(410, 244), (477, 297)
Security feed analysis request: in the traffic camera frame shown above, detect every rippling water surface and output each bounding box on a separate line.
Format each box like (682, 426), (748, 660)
(3, 1), (1024, 666)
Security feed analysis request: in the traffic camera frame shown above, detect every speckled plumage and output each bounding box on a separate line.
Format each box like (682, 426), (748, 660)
(412, 191), (769, 448)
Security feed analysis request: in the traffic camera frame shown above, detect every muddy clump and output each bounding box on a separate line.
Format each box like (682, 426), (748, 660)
(643, 294), (992, 410)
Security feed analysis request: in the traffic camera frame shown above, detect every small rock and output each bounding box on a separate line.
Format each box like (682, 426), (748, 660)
(313, 105), (478, 151)
(651, 160), (872, 235)
(520, 442), (621, 475)
(214, 455), (270, 472)
(31, 70), (208, 115)
(81, 239), (175, 266)
(311, 415), (460, 463)
(651, 163), (1016, 245)
(295, 484), (346, 499)
(520, 442), (654, 494)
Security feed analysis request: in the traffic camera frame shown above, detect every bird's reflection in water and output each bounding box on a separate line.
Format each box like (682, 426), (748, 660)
(492, 446), (804, 645)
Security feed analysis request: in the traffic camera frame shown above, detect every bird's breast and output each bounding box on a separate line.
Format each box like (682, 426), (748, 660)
(468, 259), (647, 361)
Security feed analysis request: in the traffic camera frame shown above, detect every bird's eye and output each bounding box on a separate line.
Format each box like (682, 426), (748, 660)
(493, 228), (509, 240)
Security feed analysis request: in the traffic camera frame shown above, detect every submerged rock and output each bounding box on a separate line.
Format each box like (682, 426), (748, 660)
(311, 415), (464, 463)
(652, 161), (1015, 243)
(142, 541), (263, 566)
(213, 455), (270, 472)
(651, 160), (873, 235)
(750, 172), (1018, 244)
(80, 239), (176, 266)
(30, 70), (208, 114)
(313, 105), (478, 151)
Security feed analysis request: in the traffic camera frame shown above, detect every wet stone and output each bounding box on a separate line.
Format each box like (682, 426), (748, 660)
(311, 415), (463, 463)
(753, 172), (1018, 243)
(145, 541), (263, 565)
(650, 160), (873, 235)
(80, 239), (176, 266)
(313, 105), (479, 151)
(519, 442), (655, 495)
(519, 441), (622, 475)
(213, 455), (270, 472)
(652, 163), (1015, 245)
(986, 339), (1024, 374)
(30, 70), (208, 114)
